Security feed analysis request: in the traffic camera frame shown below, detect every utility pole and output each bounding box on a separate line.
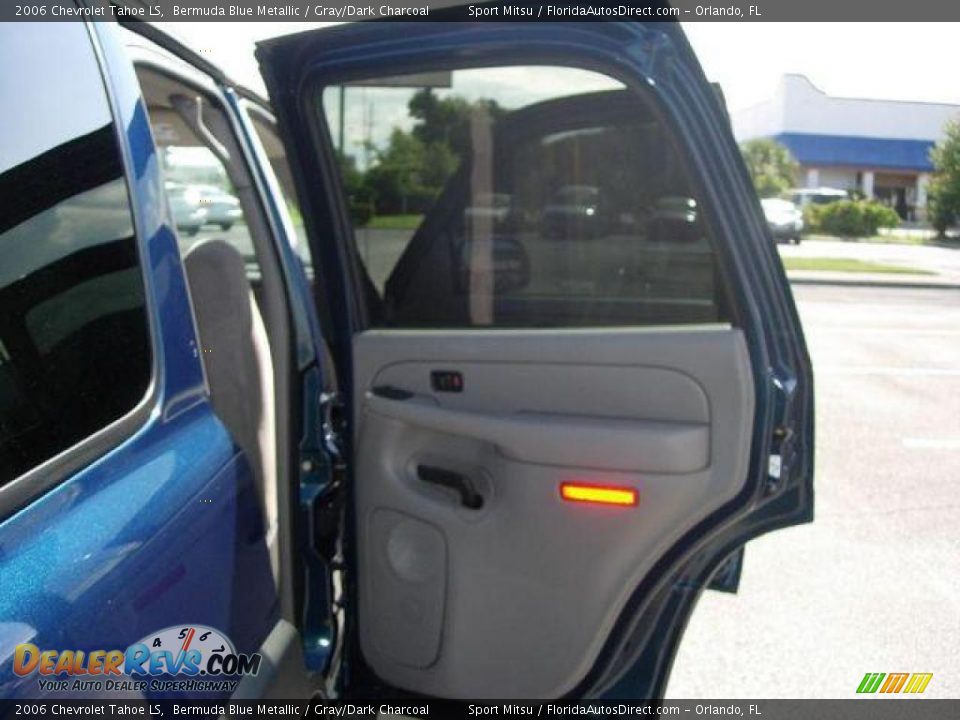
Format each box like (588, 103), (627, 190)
(338, 85), (346, 157)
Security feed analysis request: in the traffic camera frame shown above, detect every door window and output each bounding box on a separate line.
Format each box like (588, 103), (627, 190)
(0, 24), (151, 485)
(321, 65), (725, 328)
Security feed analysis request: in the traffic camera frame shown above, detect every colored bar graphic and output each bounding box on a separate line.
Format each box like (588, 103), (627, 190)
(857, 673), (885, 693)
(904, 673), (933, 694)
(880, 673), (909, 693)
(857, 672), (932, 694)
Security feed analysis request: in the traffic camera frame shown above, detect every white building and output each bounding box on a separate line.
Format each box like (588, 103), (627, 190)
(733, 75), (960, 220)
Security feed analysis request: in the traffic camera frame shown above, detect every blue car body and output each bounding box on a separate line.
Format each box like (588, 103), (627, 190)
(0, 21), (324, 699)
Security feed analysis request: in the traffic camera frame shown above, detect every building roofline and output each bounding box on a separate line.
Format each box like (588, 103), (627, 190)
(782, 72), (960, 111)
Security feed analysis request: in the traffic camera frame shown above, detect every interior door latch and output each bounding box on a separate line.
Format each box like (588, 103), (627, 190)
(767, 371), (798, 495)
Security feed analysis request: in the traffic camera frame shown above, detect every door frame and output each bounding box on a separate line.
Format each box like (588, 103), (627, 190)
(114, 20), (335, 696)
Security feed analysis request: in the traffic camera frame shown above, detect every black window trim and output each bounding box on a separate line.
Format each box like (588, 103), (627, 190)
(0, 22), (161, 521)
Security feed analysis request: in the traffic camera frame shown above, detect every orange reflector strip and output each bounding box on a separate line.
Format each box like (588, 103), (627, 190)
(560, 482), (638, 507)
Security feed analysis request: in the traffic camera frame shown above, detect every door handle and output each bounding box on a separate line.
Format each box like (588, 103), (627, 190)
(371, 384), (414, 401)
(417, 465), (484, 510)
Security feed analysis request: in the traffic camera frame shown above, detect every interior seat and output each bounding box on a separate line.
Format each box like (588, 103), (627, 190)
(182, 240), (278, 571)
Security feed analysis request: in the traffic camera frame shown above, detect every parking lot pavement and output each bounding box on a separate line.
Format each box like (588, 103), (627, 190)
(667, 284), (960, 698)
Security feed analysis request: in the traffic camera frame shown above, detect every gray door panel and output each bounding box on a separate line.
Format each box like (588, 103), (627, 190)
(364, 395), (709, 474)
(352, 327), (754, 698)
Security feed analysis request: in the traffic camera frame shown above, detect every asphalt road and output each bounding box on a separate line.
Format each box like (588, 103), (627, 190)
(667, 284), (960, 698)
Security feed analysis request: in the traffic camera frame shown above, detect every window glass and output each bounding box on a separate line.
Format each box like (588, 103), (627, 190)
(247, 108), (310, 265)
(322, 66), (723, 328)
(161, 146), (246, 250)
(135, 68), (256, 271)
(0, 24), (151, 485)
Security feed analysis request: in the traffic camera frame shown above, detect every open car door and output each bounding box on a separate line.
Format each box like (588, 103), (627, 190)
(258, 18), (813, 699)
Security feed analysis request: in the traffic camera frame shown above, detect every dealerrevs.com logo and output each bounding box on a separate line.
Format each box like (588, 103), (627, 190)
(13, 625), (261, 694)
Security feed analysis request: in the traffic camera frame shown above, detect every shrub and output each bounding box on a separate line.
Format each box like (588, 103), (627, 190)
(860, 202), (902, 234)
(350, 199), (375, 227)
(802, 203), (825, 232)
(804, 200), (900, 237)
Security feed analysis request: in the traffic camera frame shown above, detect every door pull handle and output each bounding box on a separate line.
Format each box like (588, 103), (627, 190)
(417, 465), (484, 510)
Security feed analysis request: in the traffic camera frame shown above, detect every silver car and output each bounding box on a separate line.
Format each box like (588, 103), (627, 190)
(164, 182), (207, 236)
(193, 184), (243, 231)
(761, 197), (804, 244)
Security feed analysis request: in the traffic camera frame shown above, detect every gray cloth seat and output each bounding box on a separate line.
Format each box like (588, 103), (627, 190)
(182, 240), (277, 565)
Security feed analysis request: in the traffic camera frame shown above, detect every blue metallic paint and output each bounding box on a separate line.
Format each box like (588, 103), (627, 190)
(0, 22), (278, 699)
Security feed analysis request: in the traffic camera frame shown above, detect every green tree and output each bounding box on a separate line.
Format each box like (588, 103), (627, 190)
(336, 152), (374, 225)
(408, 89), (503, 163)
(420, 140), (460, 190)
(337, 151), (364, 198)
(928, 117), (960, 237)
(363, 128), (428, 214)
(361, 90), (506, 215)
(740, 138), (799, 198)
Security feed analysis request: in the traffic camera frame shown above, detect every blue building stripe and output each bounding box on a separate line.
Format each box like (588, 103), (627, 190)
(773, 133), (935, 172)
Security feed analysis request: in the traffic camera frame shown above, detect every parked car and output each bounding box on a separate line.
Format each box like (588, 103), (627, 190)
(164, 181), (207, 236)
(464, 192), (512, 226)
(542, 184), (604, 239)
(194, 184), (243, 230)
(647, 195), (702, 244)
(0, 16), (813, 702)
(787, 186), (848, 208)
(164, 182), (242, 233)
(761, 197), (804, 244)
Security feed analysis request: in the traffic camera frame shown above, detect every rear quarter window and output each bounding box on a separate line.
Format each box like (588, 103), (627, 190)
(0, 24), (151, 487)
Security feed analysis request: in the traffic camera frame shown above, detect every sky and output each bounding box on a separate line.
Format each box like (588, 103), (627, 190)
(156, 21), (960, 112)
(339, 66), (625, 166)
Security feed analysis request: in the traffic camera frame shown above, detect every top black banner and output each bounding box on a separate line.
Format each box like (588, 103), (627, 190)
(6, 0), (960, 22)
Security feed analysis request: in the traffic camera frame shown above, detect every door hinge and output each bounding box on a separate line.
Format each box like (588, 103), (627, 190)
(302, 389), (347, 558)
(319, 390), (347, 470)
